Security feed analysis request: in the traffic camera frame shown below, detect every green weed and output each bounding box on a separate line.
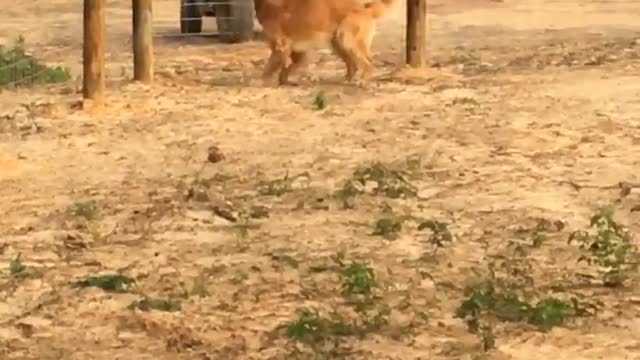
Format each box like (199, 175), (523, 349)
(342, 261), (376, 297)
(286, 306), (389, 344)
(190, 273), (210, 298)
(418, 219), (453, 255)
(531, 232), (546, 248)
(372, 216), (404, 240)
(9, 254), (27, 276)
(270, 252), (300, 268)
(257, 171), (310, 196)
(334, 181), (361, 209)
(479, 324), (495, 351)
(0, 36), (70, 87)
(249, 205), (270, 219)
(353, 162), (417, 199)
(568, 207), (639, 287)
(456, 277), (579, 332)
(334, 162), (417, 209)
(72, 200), (98, 221)
(73, 274), (135, 293)
(232, 214), (260, 240)
(313, 92), (327, 110)
(284, 257), (390, 358)
(286, 309), (353, 343)
(128, 297), (182, 312)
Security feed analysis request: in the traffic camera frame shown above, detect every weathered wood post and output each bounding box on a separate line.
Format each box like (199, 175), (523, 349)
(132, 0), (154, 82)
(83, 0), (106, 100)
(406, 0), (427, 67)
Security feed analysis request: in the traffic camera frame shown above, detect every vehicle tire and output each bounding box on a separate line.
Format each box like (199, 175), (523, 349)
(215, 0), (255, 43)
(180, 0), (203, 34)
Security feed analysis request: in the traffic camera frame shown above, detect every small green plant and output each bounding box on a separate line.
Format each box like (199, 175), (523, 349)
(523, 218), (563, 249)
(334, 181), (360, 209)
(190, 273), (210, 298)
(568, 207), (639, 287)
(286, 306), (389, 345)
(257, 173), (292, 196)
(479, 324), (495, 351)
(527, 298), (576, 331)
(128, 297), (181, 312)
(451, 96), (480, 107)
(73, 274), (135, 293)
(286, 309), (352, 343)
(334, 162), (417, 209)
(9, 254), (27, 276)
(534, 218), (565, 233)
(0, 36), (70, 87)
(372, 216), (404, 240)
(232, 269), (250, 283)
(231, 213), (261, 240)
(313, 92), (327, 110)
(73, 200), (98, 221)
(284, 257), (390, 357)
(531, 231), (546, 248)
(418, 219), (453, 255)
(249, 205), (270, 219)
(353, 162), (417, 199)
(257, 171), (310, 196)
(270, 252), (300, 268)
(342, 261), (376, 297)
(185, 179), (211, 202)
(371, 206), (410, 240)
(456, 277), (578, 332)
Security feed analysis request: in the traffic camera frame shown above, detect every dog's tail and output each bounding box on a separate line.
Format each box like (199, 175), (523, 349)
(364, 0), (397, 19)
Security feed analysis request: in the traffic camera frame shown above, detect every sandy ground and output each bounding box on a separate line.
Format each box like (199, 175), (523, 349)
(1, 0), (640, 359)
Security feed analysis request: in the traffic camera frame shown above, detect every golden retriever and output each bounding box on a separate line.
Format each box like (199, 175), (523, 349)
(254, 0), (397, 85)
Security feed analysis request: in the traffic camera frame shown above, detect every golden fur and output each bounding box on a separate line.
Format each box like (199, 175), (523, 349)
(254, 0), (397, 85)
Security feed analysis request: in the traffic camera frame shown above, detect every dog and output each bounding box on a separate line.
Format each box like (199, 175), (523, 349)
(254, 0), (397, 85)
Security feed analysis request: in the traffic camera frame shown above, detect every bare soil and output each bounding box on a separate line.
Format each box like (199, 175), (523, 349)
(1, 0), (640, 359)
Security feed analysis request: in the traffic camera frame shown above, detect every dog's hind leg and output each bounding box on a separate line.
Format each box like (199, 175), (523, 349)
(348, 20), (375, 80)
(332, 31), (358, 81)
(362, 25), (377, 79)
(331, 38), (357, 81)
(335, 14), (379, 83)
(355, 37), (374, 80)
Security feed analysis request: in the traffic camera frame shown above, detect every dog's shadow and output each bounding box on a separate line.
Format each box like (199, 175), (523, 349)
(207, 76), (390, 90)
(204, 66), (401, 89)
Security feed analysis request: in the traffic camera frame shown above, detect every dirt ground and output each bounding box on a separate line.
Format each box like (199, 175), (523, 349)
(1, 0), (640, 359)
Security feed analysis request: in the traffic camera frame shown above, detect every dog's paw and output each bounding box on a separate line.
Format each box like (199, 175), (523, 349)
(247, 78), (263, 87)
(261, 77), (279, 87)
(279, 79), (301, 86)
(353, 79), (368, 88)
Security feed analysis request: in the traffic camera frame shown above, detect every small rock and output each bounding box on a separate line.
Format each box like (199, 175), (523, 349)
(57, 231), (89, 250)
(207, 145), (225, 163)
(389, 310), (413, 328)
(211, 205), (237, 222)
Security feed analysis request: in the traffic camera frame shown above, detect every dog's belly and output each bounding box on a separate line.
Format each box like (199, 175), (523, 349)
(291, 32), (332, 52)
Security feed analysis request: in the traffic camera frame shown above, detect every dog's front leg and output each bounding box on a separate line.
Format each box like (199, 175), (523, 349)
(278, 51), (308, 86)
(262, 50), (283, 86)
(331, 36), (357, 81)
(261, 38), (293, 86)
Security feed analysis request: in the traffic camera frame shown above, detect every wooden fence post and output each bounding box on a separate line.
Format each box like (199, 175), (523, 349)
(406, 0), (427, 67)
(83, 0), (106, 101)
(133, 0), (154, 83)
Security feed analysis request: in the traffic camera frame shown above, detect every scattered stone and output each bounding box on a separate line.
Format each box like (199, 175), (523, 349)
(207, 145), (225, 163)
